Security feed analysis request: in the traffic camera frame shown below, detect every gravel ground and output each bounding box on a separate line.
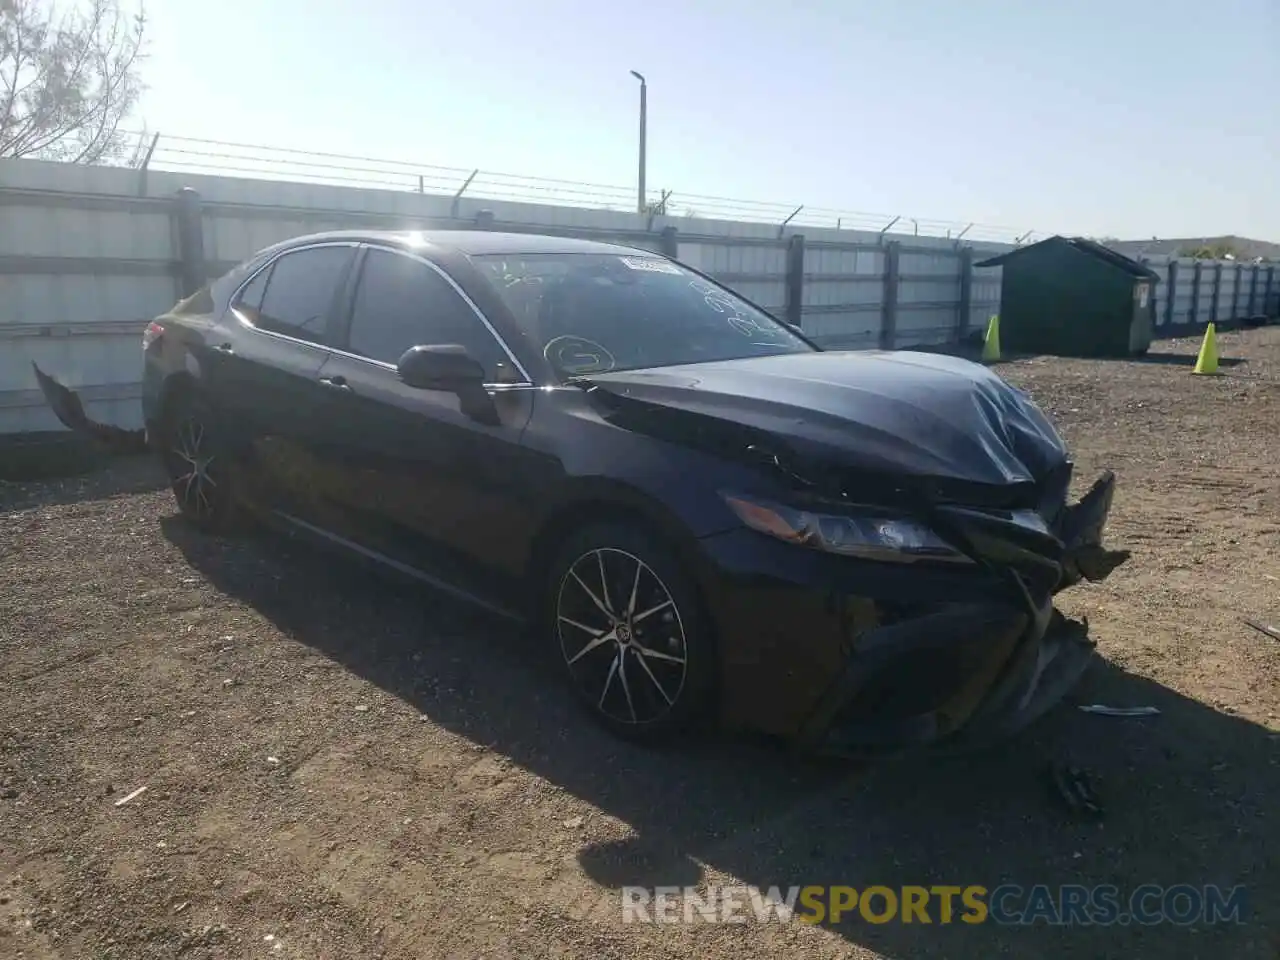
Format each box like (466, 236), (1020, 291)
(1, 327), (1277, 960)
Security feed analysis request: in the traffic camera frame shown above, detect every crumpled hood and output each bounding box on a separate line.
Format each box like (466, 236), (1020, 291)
(584, 350), (1069, 488)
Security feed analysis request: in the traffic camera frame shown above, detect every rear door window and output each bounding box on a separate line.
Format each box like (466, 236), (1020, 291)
(234, 268), (270, 315)
(232, 245), (354, 347)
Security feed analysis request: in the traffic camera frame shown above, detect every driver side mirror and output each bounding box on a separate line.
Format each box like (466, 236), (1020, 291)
(397, 344), (485, 390)
(396, 344), (499, 426)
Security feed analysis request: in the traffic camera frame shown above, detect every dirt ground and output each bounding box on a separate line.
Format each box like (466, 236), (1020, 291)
(1, 327), (1277, 960)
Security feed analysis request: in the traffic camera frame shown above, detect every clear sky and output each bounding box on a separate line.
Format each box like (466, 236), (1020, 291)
(136, 0), (1277, 241)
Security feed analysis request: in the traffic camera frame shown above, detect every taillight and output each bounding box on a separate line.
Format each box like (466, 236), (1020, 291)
(142, 321), (165, 351)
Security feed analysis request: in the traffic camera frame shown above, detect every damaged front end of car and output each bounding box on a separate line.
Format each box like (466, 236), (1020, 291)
(792, 468), (1128, 758)
(583, 364), (1131, 758)
(693, 464), (1130, 758)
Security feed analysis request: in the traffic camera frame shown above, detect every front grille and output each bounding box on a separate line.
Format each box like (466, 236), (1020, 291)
(930, 460), (1074, 517)
(941, 480), (1038, 510)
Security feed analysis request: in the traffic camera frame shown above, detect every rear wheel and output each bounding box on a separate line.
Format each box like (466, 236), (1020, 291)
(546, 522), (716, 742)
(159, 393), (240, 533)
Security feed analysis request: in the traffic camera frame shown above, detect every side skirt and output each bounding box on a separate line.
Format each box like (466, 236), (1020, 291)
(269, 510), (526, 624)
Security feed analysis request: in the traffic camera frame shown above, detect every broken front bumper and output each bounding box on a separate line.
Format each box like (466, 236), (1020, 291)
(697, 471), (1129, 757)
(797, 600), (1094, 756)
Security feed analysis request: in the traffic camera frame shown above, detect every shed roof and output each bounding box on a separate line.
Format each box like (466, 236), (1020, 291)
(975, 235), (1161, 281)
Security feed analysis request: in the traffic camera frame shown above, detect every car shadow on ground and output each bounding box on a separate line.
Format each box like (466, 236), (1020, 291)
(162, 517), (1277, 960)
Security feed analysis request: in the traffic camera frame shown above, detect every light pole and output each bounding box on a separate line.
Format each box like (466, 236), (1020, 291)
(630, 70), (647, 213)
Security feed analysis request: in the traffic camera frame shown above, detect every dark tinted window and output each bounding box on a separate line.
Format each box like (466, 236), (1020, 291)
(235, 268), (269, 312)
(234, 246), (353, 345)
(346, 249), (512, 379)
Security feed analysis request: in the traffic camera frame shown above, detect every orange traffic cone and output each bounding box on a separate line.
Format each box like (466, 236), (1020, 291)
(1192, 323), (1221, 375)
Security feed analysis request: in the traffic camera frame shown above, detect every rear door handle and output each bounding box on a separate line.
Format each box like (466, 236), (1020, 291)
(319, 375), (351, 390)
(215, 343), (234, 354)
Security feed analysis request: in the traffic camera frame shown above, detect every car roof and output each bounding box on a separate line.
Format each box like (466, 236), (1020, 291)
(277, 229), (658, 258)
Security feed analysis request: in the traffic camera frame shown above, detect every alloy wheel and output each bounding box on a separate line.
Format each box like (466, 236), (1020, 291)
(169, 416), (220, 520)
(556, 547), (689, 725)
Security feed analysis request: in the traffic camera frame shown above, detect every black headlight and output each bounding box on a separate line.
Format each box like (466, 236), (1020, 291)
(722, 492), (973, 565)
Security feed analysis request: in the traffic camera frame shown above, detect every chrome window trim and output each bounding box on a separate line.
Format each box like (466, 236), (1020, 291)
(226, 239), (535, 388)
(321, 341), (537, 392)
(227, 240), (361, 353)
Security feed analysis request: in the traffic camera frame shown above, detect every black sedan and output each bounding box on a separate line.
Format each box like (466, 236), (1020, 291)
(35, 229), (1129, 756)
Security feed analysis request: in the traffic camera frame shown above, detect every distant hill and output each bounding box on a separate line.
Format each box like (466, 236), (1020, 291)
(1102, 235), (1280, 261)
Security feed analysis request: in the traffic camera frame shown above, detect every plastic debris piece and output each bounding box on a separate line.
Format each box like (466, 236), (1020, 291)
(113, 786), (148, 807)
(1242, 619), (1280, 642)
(1078, 704), (1161, 717)
(1048, 764), (1103, 819)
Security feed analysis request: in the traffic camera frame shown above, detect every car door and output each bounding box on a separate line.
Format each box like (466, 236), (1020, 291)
(205, 242), (358, 520)
(308, 245), (539, 599)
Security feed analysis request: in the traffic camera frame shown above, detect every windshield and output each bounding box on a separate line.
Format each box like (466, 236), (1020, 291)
(471, 252), (816, 380)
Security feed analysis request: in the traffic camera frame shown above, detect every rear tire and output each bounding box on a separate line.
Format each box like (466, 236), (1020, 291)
(545, 521), (717, 742)
(158, 392), (241, 534)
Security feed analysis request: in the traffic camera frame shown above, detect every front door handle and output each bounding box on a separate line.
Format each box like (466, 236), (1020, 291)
(319, 375), (351, 390)
(215, 343), (234, 354)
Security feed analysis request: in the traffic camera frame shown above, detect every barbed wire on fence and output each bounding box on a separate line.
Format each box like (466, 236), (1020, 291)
(118, 131), (1037, 245)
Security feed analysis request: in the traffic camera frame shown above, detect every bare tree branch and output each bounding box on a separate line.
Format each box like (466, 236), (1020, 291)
(7, 1), (120, 157)
(0, 1), (26, 135)
(70, 11), (145, 163)
(0, 0), (146, 164)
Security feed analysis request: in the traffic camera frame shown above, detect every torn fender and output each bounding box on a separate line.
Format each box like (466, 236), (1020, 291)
(31, 363), (149, 455)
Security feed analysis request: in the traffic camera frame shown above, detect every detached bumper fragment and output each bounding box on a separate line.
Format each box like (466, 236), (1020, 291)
(1056, 470), (1130, 590)
(797, 470), (1127, 758)
(31, 363), (149, 455)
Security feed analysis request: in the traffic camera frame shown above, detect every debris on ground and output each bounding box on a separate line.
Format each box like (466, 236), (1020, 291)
(1077, 704), (1161, 717)
(113, 785), (148, 807)
(1243, 619), (1280, 642)
(1048, 763), (1104, 820)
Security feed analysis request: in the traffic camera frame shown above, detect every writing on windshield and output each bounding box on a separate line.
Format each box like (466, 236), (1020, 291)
(472, 253), (813, 378)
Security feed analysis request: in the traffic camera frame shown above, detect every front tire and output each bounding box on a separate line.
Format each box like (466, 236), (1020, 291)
(546, 522), (716, 742)
(159, 393), (240, 534)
